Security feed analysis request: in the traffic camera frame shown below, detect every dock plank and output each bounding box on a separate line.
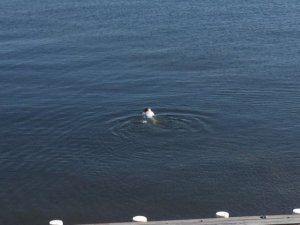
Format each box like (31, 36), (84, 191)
(76, 214), (300, 225)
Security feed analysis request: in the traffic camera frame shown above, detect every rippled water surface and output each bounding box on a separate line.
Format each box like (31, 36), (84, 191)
(1, 0), (300, 224)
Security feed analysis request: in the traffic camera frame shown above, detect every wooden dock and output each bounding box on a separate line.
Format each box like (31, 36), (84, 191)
(75, 214), (300, 225)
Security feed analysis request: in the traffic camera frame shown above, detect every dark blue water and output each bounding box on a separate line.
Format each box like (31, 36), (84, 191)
(1, 0), (300, 224)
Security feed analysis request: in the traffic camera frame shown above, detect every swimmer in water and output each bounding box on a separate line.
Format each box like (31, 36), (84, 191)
(142, 108), (155, 119)
(142, 108), (157, 124)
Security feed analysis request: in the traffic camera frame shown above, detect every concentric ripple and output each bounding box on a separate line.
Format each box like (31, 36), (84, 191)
(105, 109), (216, 139)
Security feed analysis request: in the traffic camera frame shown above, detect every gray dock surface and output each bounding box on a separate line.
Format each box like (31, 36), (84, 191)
(76, 214), (300, 225)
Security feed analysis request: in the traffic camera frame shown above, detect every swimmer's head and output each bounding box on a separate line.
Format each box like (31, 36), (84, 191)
(142, 108), (155, 119)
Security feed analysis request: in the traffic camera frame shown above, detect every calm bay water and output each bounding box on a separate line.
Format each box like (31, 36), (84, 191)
(1, 0), (300, 224)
